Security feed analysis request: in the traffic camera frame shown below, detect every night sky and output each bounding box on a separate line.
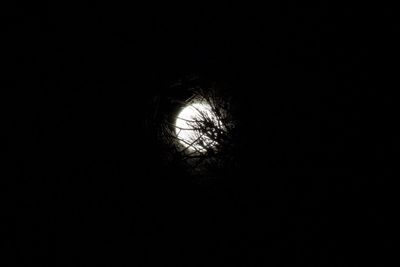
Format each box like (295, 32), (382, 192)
(4, 2), (395, 266)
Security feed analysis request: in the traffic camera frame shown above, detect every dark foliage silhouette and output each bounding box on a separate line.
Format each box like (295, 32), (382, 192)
(147, 77), (239, 180)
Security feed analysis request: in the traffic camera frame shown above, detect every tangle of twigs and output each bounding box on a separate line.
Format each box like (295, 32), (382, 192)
(148, 79), (238, 179)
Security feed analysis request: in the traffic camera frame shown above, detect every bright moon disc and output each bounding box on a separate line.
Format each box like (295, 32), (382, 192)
(175, 102), (220, 152)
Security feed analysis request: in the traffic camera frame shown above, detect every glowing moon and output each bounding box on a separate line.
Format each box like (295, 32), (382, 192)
(175, 101), (220, 152)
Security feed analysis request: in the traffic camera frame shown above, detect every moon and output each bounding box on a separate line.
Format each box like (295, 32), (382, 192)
(175, 101), (220, 152)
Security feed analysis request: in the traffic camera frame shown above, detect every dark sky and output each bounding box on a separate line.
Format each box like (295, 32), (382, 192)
(4, 2), (395, 266)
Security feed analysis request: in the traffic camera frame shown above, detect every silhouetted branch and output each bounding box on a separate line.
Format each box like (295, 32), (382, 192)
(152, 80), (238, 178)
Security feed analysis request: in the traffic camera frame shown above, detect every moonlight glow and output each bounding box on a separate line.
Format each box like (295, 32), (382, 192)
(175, 101), (221, 152)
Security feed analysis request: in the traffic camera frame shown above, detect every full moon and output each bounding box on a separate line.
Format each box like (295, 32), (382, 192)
(175, 101), (220, 152)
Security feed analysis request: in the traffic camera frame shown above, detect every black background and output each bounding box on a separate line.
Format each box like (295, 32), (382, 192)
(4, 2), (395, 266)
